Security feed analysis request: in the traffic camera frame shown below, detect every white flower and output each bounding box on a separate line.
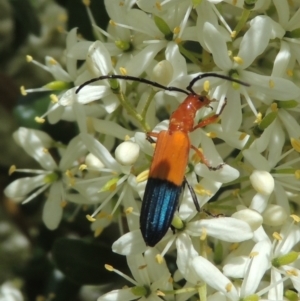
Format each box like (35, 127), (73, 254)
(98, 249), (173, 301)
(4, 128), (86, 230)
(243, 147), (300, 214)
(197, 16), (300, 132)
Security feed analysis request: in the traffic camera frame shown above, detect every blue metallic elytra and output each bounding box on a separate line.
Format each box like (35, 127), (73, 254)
(140, 177), (182, 247)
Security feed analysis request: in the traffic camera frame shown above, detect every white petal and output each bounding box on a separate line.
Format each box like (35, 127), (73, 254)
(193, 256), (238, 300)
(241, 240), (271, 296)
(241, 70), (300, 100)
(144, 248), (170, 283)
(45, 56), (71, 82)
(4, 175), (45, 201)
(272, 41), (291, 77)
(86, 41), (113, 76)
(273, 0), (289, 27)
(126, 9), (159, 37)
(203, 22), (232, 71)
(176, 233), (199, 284)
(186, 217), (253, 242)
(92, 119), (134, 139)
(237, 16), (272, 69)
(195, 163), (239, 183)
(76, 86), (112, 105)
(262, 204), (288, 226)
(221, 88), (242, 132)
(165, 42), (187, 79)
(97, 288), (136, 301)
(249, 193), (269, 213)
(278, 109), (300, 139)
(223, 255), (248, 278)
(125, 43), (164, 77)
(80, 134), (121, 172)
(112, 230), (146, 255)
(59, 135), (86, 170)
(232, 208), (263, 231)
(42, 183), (63, 230)
(268, 269), (283, 301)
(275, 223), (300, 255)
(243, 149), (271, 171)
(13, 128), (57, 170)
(127, 253), (150, 285)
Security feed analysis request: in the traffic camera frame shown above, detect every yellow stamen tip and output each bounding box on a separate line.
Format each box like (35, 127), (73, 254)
(35, 117), (45, 123)
(290, 214), (300, 223)
(225, 283), (233, 292)
(233, 56), (243, 65)
(291, 138), (300, 152)
(173, 26), (180, 34)
(9, 165), (16, 175)
(119, 67), (127, 75)
(60, 201), (67, 208)
(286, 269), (298, 276)
(65, 170), (73, 178)
(200, 228), (207, 240)
(104, 264), (114, 271)
(82, 0), (90, 6)
(109, 20), (116, 26)
(286, 69), (293, 77)
(229, 243), (239, 251)
(26, 55), (33, 62)
(239, 132), (247, 140)
(269, 79), (275, 88)
(49, 58), (57, 65)
(155, 2), (162, 10)
(174, 38), (182, 44)
(232, 189), (240, 197)
(86, 214), (96, 222)
(254, 112), (262, 124)
(79, 164), (87, 171)
(124, 135), (131, 141)
(295, 170), (300, 179)
(273, 232), (282, 240)
(50, 94), (58, 103)
(156, 290), (165, 297)
(125, 207), (133, 214)
(136, 170), (149, 183)
(231, 31), (237, 38)
(20, 86), (27, 96)
(203, 80), (210, 92)
(271, 102), (278, 112)
(156, 254), (164, 264)
(249, 251), (259, 258)
(207, 131), (217, 138)
(94, 228), (103, 237)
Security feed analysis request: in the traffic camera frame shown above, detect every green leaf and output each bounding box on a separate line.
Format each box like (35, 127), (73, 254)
(52, 238), (127, 285)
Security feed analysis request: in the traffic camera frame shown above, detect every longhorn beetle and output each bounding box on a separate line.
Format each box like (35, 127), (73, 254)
(76, 73), (249, 247)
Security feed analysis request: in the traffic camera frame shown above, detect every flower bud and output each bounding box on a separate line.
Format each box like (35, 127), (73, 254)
(152, 60), (173, 86)
(115, 141), (140, 166)
(272, 251), (299, 268)
(262, 204), (287, 226)
(232, 208), (263, 231)
(249, 170), (274, 195)
(85, 153), (105, 169)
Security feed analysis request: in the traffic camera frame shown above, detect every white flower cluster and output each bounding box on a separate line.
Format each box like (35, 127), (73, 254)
(4, 0), (300, 300)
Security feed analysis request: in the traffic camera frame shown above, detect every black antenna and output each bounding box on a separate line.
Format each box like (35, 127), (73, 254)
(186, 73), (250, 94)
(76, 74), (189, 96)
(75, 73), (250, 96)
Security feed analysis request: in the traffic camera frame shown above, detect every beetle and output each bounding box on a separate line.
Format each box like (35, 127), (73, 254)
(76, 73), (249, 246)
